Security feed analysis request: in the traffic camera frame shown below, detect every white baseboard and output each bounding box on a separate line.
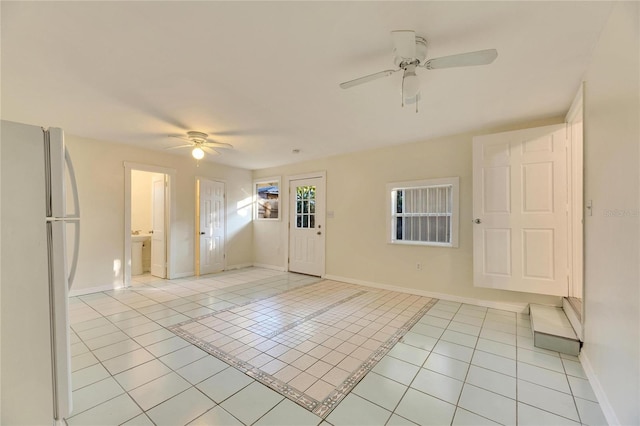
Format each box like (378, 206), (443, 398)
(170, 271), (195, 279)
(226, 263), (254, 271)
(323, 274), (529, 314)
(579, 350), (619, 426)
(253, 263), (287, 272)
(69, 283), (123, 297)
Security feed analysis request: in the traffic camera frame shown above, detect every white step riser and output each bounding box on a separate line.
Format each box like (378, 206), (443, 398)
(529, 304), (581, 356)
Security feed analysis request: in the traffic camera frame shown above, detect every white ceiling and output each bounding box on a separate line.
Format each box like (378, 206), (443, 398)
(1, 1), (612, 170)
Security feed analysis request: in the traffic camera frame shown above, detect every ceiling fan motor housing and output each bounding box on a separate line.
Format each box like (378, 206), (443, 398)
(187, 131), (209, 143)
(394, 36), (428, 67)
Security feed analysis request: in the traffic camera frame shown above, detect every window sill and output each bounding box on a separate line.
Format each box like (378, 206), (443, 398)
(388, 240), (457, 248)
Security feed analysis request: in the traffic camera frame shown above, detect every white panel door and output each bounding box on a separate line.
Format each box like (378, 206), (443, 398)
(151, 176), (166, 278)
(200, 179), (225, 274)
(289, 176), (325, 276)
(473, 124), (568, 296)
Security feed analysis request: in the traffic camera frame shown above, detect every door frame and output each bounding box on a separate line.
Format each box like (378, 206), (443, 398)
(124, 162), (176, 286)
(286, 171), (327, 277)
(195, 176), (227, 276)
(565, 82), (585, 338)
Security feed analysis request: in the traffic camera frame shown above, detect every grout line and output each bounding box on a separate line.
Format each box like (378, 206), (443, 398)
(562, 353), (584, 425)
(452, 301), (482, 425)
(516, 324), (520, 425)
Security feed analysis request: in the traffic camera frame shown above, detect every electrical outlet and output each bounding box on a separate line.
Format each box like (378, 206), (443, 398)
(416, 263), (422, 270)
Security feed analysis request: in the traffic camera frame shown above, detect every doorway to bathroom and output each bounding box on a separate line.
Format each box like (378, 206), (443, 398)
(124, 162), (176, 287)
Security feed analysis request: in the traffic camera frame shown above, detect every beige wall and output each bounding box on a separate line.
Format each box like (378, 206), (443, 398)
(253, 117), (564, 307)
(582, 2), (639, 424)
(67, 135), (253, 293)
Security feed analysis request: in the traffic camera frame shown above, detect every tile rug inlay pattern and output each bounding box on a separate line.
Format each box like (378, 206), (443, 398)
(169, 280), (437, 418)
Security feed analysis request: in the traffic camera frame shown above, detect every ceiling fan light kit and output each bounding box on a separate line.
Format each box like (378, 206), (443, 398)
(165, 130), (234, 161)
(191, 146), (205, 160)
(340, 30), (498, 113)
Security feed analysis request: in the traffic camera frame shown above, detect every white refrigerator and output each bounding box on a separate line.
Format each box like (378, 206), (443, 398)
(1, 120), (80, 424)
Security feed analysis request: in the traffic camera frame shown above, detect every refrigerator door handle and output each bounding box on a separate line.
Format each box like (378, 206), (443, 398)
(65, 147), (80, 289)
(65, 147), (80, 220)
(67, 220), (80, 290)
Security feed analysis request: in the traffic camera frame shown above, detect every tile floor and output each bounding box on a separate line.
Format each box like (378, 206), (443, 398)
(67, 268), (607, 425)
(171, 279), (435, 417)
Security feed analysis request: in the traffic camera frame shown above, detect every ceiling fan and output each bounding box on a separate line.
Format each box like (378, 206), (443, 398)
(165, 131), (234, 160)
(339, 30), (498, 112)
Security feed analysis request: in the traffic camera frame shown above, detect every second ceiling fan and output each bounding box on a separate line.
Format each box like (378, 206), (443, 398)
(166, 131), (234, 160)
(340, 30), (498, 112)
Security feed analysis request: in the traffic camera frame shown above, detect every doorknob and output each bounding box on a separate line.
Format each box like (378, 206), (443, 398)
(317, 231), (322, 235)
(200, 232), (205, 235)
(474, 218), (482, 224)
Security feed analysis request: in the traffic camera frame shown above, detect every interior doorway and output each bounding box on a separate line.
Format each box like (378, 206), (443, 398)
(471, 83), (585, 338)
(196, 177), (226, 275)
(124, 162), (176, 287)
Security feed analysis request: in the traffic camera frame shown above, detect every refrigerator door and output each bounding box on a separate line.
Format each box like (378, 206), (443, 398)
(48, 219), (73, 420)
(1, 120), (54, 425)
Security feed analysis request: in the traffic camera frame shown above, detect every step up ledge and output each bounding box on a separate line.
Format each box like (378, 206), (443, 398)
(530, 304), (580, 356)
(534, 331), (580, 356)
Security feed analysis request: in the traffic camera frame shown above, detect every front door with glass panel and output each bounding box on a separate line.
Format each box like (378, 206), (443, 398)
(289, 176), (325, 276)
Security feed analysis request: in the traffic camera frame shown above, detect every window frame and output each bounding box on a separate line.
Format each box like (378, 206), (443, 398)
(254, 177), (281, 221)
(386, 177), (460, 248)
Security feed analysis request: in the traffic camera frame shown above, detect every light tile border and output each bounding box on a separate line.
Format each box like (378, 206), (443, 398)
(170, 281), (437, 418)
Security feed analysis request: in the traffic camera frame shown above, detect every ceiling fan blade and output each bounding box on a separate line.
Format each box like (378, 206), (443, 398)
(165, 144), (192, 150)
(201, 146), (220, 155)
(423, 49), (498, 70)
(391, 30), (416, 60)
(339, 69), (399, 89)
(203, 141), (234, 149)
(168, 134), (191, 142)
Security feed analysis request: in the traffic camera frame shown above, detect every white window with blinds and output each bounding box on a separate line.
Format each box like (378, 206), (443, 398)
(387, 177), (460, 247)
